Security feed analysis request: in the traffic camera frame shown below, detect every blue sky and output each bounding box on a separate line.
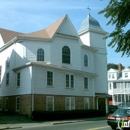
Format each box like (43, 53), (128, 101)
(0, 0), (130, 67)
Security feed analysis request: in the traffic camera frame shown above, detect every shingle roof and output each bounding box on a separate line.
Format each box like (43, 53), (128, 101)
(0, 15), (66, 45)
(0, 28), (24, 43)
(21, 15), (66, 39)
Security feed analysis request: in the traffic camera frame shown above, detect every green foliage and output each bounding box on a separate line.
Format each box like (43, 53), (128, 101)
(99, 0), (130, 56)
(107, 63), (125, 70)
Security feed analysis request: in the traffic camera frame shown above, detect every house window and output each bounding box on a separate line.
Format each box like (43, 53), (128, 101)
(6, 73), (9, 85)
(46, 96), (54, 111)
(65, 97), (75, 110)
(17, 72), (20, 87)
(16, 97), (20, 111)
(0, 98), (2, 110)
(37, 48), (44, 61)
(5, 98), (8, 111)
(112, 74), (114, 78)
(84, 77), (88, 89)
(84, 55), (88, 66)
(109, 83), (111, 89)
(6, 58), (10, 68)
(108, 74), (111, 79)
(84, 97), (89, 109)
(0, 66), (1, 84)
(66, 74), (74, 88)
(47, 71), (53, 86)
(62, 46), (70, 64)
(113, 83), (116, 89)
(125, 73), (128, 78)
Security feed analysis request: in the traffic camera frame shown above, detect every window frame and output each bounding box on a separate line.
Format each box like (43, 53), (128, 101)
(6, 72), (9, 86)
(84, 77), (89, 90)
(16, 97), (20, 111)
(37, 48), (44, 61)
(0, 98), (2, 110)
(84, 97), (89, 110)
(0, 66), (1, 85)
(65, 97), (75, 110)
(46, 96), (54, 111)
(17, 72), (20, 87)
(62, 46), (71, 64)
(5, 98), (8, 111)
(47, 71), (53, 86)
(66, 74), (74, 88)
(84, 55), (88, 66)
(125, 73), (128, 78)
(6, 58), (10, 69)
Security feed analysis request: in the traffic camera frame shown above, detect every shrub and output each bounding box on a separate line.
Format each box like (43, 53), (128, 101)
(32, 109), (106, 121)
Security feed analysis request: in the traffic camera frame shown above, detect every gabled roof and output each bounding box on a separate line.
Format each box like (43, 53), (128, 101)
(122, 68), (130, 72)
(21, 15), (66, 39)
(108, 68), (119, 73)
(0, 28), (24, 43)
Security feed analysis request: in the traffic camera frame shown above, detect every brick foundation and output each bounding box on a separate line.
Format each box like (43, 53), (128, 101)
(0, 94), (94, 117)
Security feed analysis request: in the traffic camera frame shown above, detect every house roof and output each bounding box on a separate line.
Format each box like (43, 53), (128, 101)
(21, 15), (66, 39)
(108, 68), (119, 73)
(13, 62), (98, 77)
(0, 28), (24, 43)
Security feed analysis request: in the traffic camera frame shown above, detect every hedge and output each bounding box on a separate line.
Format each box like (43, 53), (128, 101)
(32, 109), (106, 121)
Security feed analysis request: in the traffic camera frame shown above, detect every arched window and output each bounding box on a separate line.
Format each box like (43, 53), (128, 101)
(62, 46), (70, 64)
(84, 55), (88, 66)
(37, 48), (44, 61)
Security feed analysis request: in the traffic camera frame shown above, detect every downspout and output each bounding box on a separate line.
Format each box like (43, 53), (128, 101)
(92, 51), (95, 109)
(92, 76), (95, 109)
(31, 64), (35, 117)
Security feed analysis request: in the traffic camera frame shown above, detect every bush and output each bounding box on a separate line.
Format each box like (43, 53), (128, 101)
(32, 109), (106, 121)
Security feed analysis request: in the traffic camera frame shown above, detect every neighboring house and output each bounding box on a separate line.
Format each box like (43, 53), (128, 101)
(0, 14), (108, 117)
(108, 64), (130, 105)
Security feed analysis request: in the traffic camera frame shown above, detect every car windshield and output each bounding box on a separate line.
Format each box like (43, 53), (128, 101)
(113, 109), (130, 115)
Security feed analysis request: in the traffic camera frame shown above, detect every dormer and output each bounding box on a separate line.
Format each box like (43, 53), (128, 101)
(122, 68), (130, 79)
(108, 68), (119, 80)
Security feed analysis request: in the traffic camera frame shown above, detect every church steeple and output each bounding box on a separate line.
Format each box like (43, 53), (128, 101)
(78, 14), (107, 35)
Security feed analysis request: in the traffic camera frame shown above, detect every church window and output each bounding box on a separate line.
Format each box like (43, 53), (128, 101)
(62, 46), (70, 64)
(84, 55), (88, 66)
(37, 48), (44, 61)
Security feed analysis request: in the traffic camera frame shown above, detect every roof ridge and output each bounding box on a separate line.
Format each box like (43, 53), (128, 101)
(20, 15), (66, 39)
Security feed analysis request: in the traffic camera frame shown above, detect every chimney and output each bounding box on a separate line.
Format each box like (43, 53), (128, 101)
(118, 63), (122, 72)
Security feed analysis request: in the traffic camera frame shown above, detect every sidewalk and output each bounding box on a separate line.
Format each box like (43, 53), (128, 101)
(0, 113), (107, 130)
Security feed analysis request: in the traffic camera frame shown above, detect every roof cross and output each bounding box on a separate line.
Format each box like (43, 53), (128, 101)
(87, 6), (91, 14)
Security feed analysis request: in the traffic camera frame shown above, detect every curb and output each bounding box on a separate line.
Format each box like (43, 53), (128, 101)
(0, 127), (7, 130)
(0, 126), (22, 130)
(53, 121), (75, 125)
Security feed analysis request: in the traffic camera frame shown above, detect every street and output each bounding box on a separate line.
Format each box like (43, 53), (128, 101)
(17, 120), (112, 130)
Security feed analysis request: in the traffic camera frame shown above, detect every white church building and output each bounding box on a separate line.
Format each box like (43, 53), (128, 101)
(0, 14), (108, 116)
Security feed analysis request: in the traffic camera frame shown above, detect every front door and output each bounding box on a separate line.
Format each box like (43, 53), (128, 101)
(98, 98), (106, 112)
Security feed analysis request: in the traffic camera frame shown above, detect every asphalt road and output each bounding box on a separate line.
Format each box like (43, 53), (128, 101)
(17, 120), (112, 130)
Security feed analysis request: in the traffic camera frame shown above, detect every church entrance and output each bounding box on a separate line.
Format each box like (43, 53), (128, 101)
(98, 98), (106, 111)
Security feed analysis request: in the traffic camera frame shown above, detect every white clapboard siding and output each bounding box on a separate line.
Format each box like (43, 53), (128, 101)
(26, 41), (51, 63)
(33, 66), (93, 96)
(0, 66), (32, 96)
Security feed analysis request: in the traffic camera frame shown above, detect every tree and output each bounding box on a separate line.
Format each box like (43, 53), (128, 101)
(99, 0), (130, 56)
(107, 63), (124, 70)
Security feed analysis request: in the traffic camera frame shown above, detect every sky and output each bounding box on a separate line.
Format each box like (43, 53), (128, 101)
(0, 0), (130, 68)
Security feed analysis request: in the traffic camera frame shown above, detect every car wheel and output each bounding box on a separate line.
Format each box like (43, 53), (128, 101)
(111, 126), (116, 130)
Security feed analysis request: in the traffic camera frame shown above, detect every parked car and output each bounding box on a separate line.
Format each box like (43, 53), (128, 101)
(107, 103), (130, 130)
(109, 105), (118, 113)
